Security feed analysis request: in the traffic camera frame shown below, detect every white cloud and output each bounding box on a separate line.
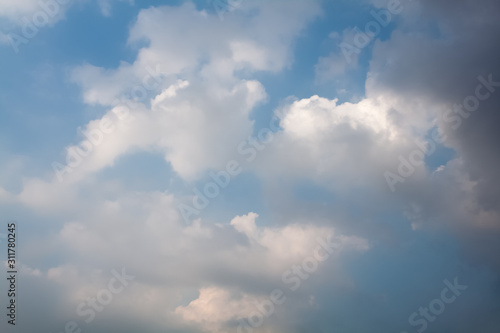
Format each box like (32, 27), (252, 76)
(5, 0), (322, 216)
(56, 0), (321, 182)
(0, 0), (72, 31)
(175, 287), (263, 333)
(255, 93), (425, 192)
(0, 0), (41, 19)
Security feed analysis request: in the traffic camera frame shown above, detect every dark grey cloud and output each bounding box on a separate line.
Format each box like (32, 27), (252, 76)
(368, 0), (500, 272)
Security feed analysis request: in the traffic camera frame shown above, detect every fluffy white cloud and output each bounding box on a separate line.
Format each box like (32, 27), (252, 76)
(2, 0), (323, 222)
(255, 94), (425, 193)
(175, 287), (264, 333)
(47, 0), (318, 185)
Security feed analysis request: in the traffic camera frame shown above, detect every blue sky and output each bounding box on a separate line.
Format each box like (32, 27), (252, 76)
(1, 0), (500, 332)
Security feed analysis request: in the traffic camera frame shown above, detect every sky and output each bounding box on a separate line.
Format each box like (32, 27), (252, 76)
(0, 0), (499, 332)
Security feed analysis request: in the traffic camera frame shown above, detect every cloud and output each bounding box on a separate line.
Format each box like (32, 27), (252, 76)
(0, 0), (42, 19)
(256, 94), (422, 193)
(174, 287), (264, 333)
(364, 0), (500, 272)
(15, 188), (367, 332)
(33, 0), (320, 184)
(3, 1), (500, 332)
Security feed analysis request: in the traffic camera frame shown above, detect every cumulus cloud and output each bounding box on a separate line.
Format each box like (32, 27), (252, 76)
(256, 94), (423, 193)
(174, 287), (264, 333)
(53, 0), (320, 183)
(2, 0), (500, 332)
